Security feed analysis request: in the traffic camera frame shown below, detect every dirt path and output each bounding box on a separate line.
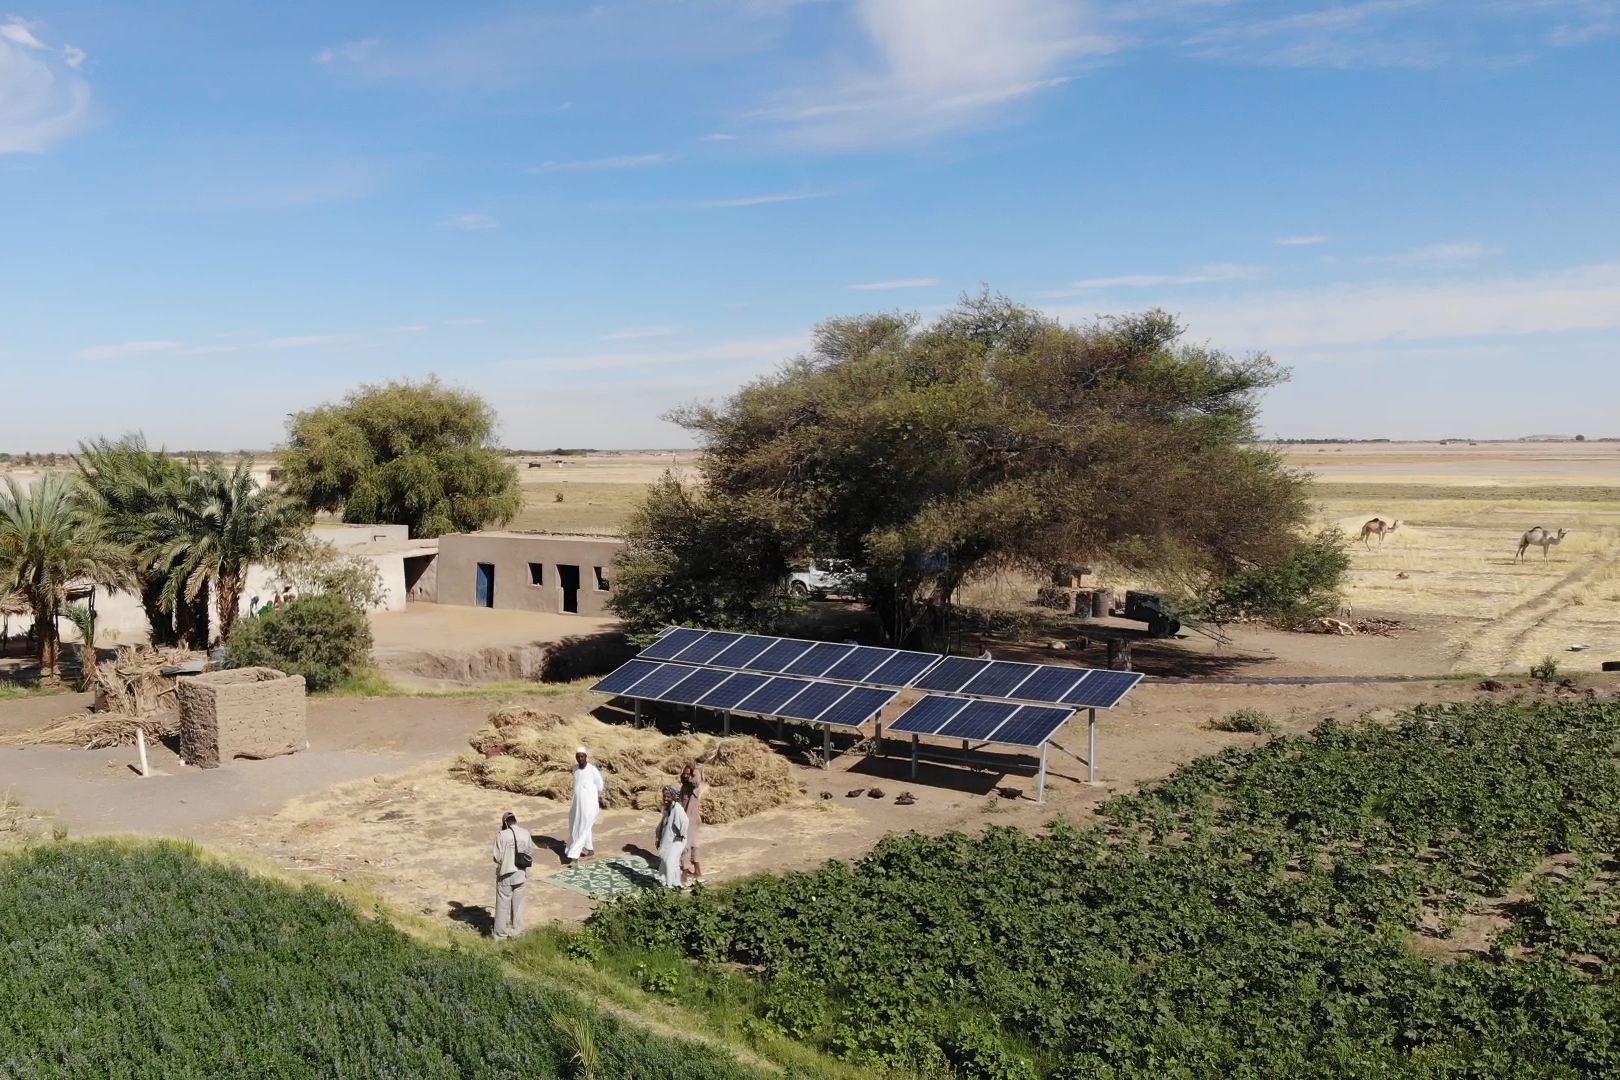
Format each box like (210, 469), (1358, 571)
(1449, 553), (1616, 673)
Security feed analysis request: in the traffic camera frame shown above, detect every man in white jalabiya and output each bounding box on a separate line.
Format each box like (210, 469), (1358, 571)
(565, 746), (606, 862)
(655, 785), (689, 888)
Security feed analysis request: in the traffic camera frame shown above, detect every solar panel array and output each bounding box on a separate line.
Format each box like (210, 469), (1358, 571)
(591, 627), (1144, 750)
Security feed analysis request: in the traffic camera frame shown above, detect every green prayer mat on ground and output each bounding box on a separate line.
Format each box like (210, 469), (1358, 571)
(541, 854), (665, 900)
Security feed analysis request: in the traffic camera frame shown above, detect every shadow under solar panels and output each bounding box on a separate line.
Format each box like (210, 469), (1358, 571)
(911, 655), (989, 692)
(639, 628), (708, 661)
(672, 631), (743, 664)
(992, 705), (1074, 748)
(784, 642), (853, 677)
(867, 650), (943, 687)
(1064, 670), (1143, 708)
(661, 667), (732, 705)
(591, 659), (665, 696)
(776, 681), (851, 721)
(696, 672), (770, 710)
(959, 661), (1040, 699)
(936, 700), (1019, 741)
(735, 676), (812, 715)
(820, 686), (895, 727)
(889, 695), (969, 735)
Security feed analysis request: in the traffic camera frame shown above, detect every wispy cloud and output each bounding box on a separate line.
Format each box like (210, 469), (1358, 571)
(0, 18), (91, 153)
(1364, 241), (1492, 268)
(265, 334), (359, 349)
(79, 340), (182, 362)
(529, 153), (672, 173)
(701, 133), (738, 141)
(1276, 234), (1331, 246)
(1058, 263), (1261, 290)
(314, 39), (382, 67)
(602, 326), (682, 340)
(445, 212), (498, 230)
(696, 190), (831, 208)
(849, 277), (940, 290)
(446, 317), (486, 325)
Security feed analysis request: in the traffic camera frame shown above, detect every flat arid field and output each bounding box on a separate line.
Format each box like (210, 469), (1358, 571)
(505, 451), (698, 534)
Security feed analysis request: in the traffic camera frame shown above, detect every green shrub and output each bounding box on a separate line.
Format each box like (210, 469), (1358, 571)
(1208, 707), (1277, 733)
(223, 593), (373, 691)
(1199, 528), (1351, 626)
(1531, 655), (1560, 681)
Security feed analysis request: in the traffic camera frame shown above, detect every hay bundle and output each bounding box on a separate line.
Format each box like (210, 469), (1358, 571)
(451, 711), (799, 824)
(0, 645), (197, 750)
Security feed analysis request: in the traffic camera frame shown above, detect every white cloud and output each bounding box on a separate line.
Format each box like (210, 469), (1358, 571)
(60, 44), (84, 68)
(697, 190), (830, 208)
(314, 39), (382, 67)
(763, 0), (1108, 145)
(1364, 241), (1492, 267)
(446, 212), (498, 230)
(264, 334), (359, 349)
(529, 153), (671, 173)
(602, 326), (681, 340)
(0, 20), (91, 153)
(1059, 263), (1261, 290)
(849, 277), (940, 290)
(1276, 234), (1331, 246)
(79, 340), (182, 361)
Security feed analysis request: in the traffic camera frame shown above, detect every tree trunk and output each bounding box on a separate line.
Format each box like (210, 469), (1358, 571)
(141, 574), (178, 648)
(175, 583), (211, 649)
(33, 606), (60, 687)
(217, 570), (244, 642)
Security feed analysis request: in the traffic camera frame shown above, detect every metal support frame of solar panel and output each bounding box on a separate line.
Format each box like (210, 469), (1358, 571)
(589, 660), (896, 731)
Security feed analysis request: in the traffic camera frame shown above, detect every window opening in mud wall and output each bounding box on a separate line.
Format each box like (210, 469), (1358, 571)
(558, 564), (580, 614)
(529, 563), (544, 586)
(593, 566), (610, 592)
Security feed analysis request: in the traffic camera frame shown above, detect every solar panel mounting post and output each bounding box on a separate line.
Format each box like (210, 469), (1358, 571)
(911, 734), (919, 779)
(634, 699), (642, 728)
(823, 724), (831, 770)
(1089, 708), (1097, 784)
(723, 710), (731, 736)
(1037, 743), (1048, 803)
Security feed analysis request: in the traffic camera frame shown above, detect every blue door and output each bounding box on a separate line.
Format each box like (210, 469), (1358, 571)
(475, 563), (495, 608)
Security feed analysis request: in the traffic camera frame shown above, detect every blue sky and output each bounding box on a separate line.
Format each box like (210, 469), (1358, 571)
(2, 0), (1618, 449)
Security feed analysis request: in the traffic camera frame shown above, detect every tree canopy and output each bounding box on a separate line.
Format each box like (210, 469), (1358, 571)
(623, 293), (1318, 643)
(279, 377), (522, 538)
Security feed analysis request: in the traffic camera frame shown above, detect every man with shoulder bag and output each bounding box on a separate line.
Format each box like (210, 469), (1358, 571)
(491, 811), (535, 940)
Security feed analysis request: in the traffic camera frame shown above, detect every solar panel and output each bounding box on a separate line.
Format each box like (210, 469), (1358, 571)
(673, 631), (744, 664)
(696, 672), (770, 710)
(735, 676), (813, 716)
(1009, 665), (1090, 704)
(660, 667), (734, 705)
(889, 695), (970, 735)
(591, 659), (666, 696)
(867, 650), (942, 687)
(823, 646), (897, 682)
(640, 628), (709, 661)
(819, 686), (896, 728)
(784, 642), (854, 677)
(912, 656), (990, 692)
(991, 705), (1074, 748)
(709, 635), (777, 669)
(1064, 670), (1143, 709)
(936, 700), (1020, 741)
(744, 639), (817, 673)
(623, 663), (697, 701)
(959, 661), (1042, 699)
(776, 681), (853, 721)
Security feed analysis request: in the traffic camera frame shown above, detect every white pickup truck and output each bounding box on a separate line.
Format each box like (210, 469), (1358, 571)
(788, 559), (867, 599)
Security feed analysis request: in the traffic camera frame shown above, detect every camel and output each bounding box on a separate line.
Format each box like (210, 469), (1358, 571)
(1516, 526), (1568, 562)
(1359, 518), (1401, 547)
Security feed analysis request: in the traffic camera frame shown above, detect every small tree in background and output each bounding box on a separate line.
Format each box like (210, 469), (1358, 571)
(224, 594), (373, 692)
(274, 541), (387, 610)
(279, 376), (522, 538)
(1195, 528), (1351, 627)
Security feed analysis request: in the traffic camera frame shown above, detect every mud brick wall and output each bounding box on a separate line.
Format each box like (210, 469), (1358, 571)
(176, 667), (307, 769)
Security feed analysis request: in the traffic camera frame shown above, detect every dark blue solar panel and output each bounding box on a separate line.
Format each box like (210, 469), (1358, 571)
(936, 700), (1020, 741)
(624, 663), (696, 701)
(820, 686), (896, 728)
(673, 631), (743, 664)
(736, 677), (813, 715)
(823, 646), (896, 682)
(889, 695), (970, 735)
(992, 705), (1074, 747)
(776, 681), (852, 721)
(867, 651), (942, 687)
(912, 656), (990, 692)
(640, 628), (708, 661)
(784, 642), (854, 677)
(709, 635), (777, 669)
(960, 662), (1041, 699)
(591, 660), (665, 696)
(1064, 670), (1144, 708)
(661, 667), (733, 705)
(1010, 665), (1090, 704)
(744, 639), (816, 673)
(696, 672), (770, 710)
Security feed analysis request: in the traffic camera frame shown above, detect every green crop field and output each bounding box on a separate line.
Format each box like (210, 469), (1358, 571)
(0, 842), (765, 1079)
(590, 699), (1620, 1079)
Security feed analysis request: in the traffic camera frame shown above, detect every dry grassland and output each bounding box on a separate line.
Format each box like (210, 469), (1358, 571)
(505, 452), (695, 534)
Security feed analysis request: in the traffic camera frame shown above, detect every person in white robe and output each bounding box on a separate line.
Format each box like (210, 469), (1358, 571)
(655, 785), (689, 888)
(565, 747), (606, 861)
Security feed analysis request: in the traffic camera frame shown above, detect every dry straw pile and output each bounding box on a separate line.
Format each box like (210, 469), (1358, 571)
(2, 646), (197, 750)
(451, 706), (800, 823)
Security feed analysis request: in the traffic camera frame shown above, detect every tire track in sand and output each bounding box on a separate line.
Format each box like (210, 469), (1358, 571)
(1449, 554), (1614, 674)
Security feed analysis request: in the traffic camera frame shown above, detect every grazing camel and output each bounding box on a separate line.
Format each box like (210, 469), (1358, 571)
(1359, 518), (1401, 547)
(1516, 527), (1568, 562)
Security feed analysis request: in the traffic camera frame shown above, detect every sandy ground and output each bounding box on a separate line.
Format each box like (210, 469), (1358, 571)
(367, 605), (620, 687)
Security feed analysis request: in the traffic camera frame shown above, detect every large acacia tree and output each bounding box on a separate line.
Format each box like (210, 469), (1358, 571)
(279, 377), (521, 538)
(621, 293), (1315, 643)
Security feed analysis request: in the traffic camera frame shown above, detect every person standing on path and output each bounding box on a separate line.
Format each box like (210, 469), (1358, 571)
(678, 762), (705, 884)
(565, 747), (606, 862)
(655, 786), (689, 888)
(491, 811), (534, 940)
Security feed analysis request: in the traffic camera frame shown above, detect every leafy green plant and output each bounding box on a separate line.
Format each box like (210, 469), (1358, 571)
(635, 963), (680, 997)
(1531, 655), (1560, 681)
(1208, 707), (1277, 733)
(1197, 527), (1351, 626)
(223, 593), (372, 691)
(553, 1013), (599, 1080)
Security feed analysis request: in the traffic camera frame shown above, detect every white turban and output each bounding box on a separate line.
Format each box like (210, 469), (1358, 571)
(575, 747), (589, 756)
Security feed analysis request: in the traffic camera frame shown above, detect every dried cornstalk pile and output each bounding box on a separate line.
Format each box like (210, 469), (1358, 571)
(450, 706), (800, 824)
(1, 646), (196, 750)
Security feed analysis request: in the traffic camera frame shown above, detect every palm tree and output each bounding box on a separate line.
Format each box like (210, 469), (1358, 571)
(157, 459), (309, 643)
(0, 474), (129, 686)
